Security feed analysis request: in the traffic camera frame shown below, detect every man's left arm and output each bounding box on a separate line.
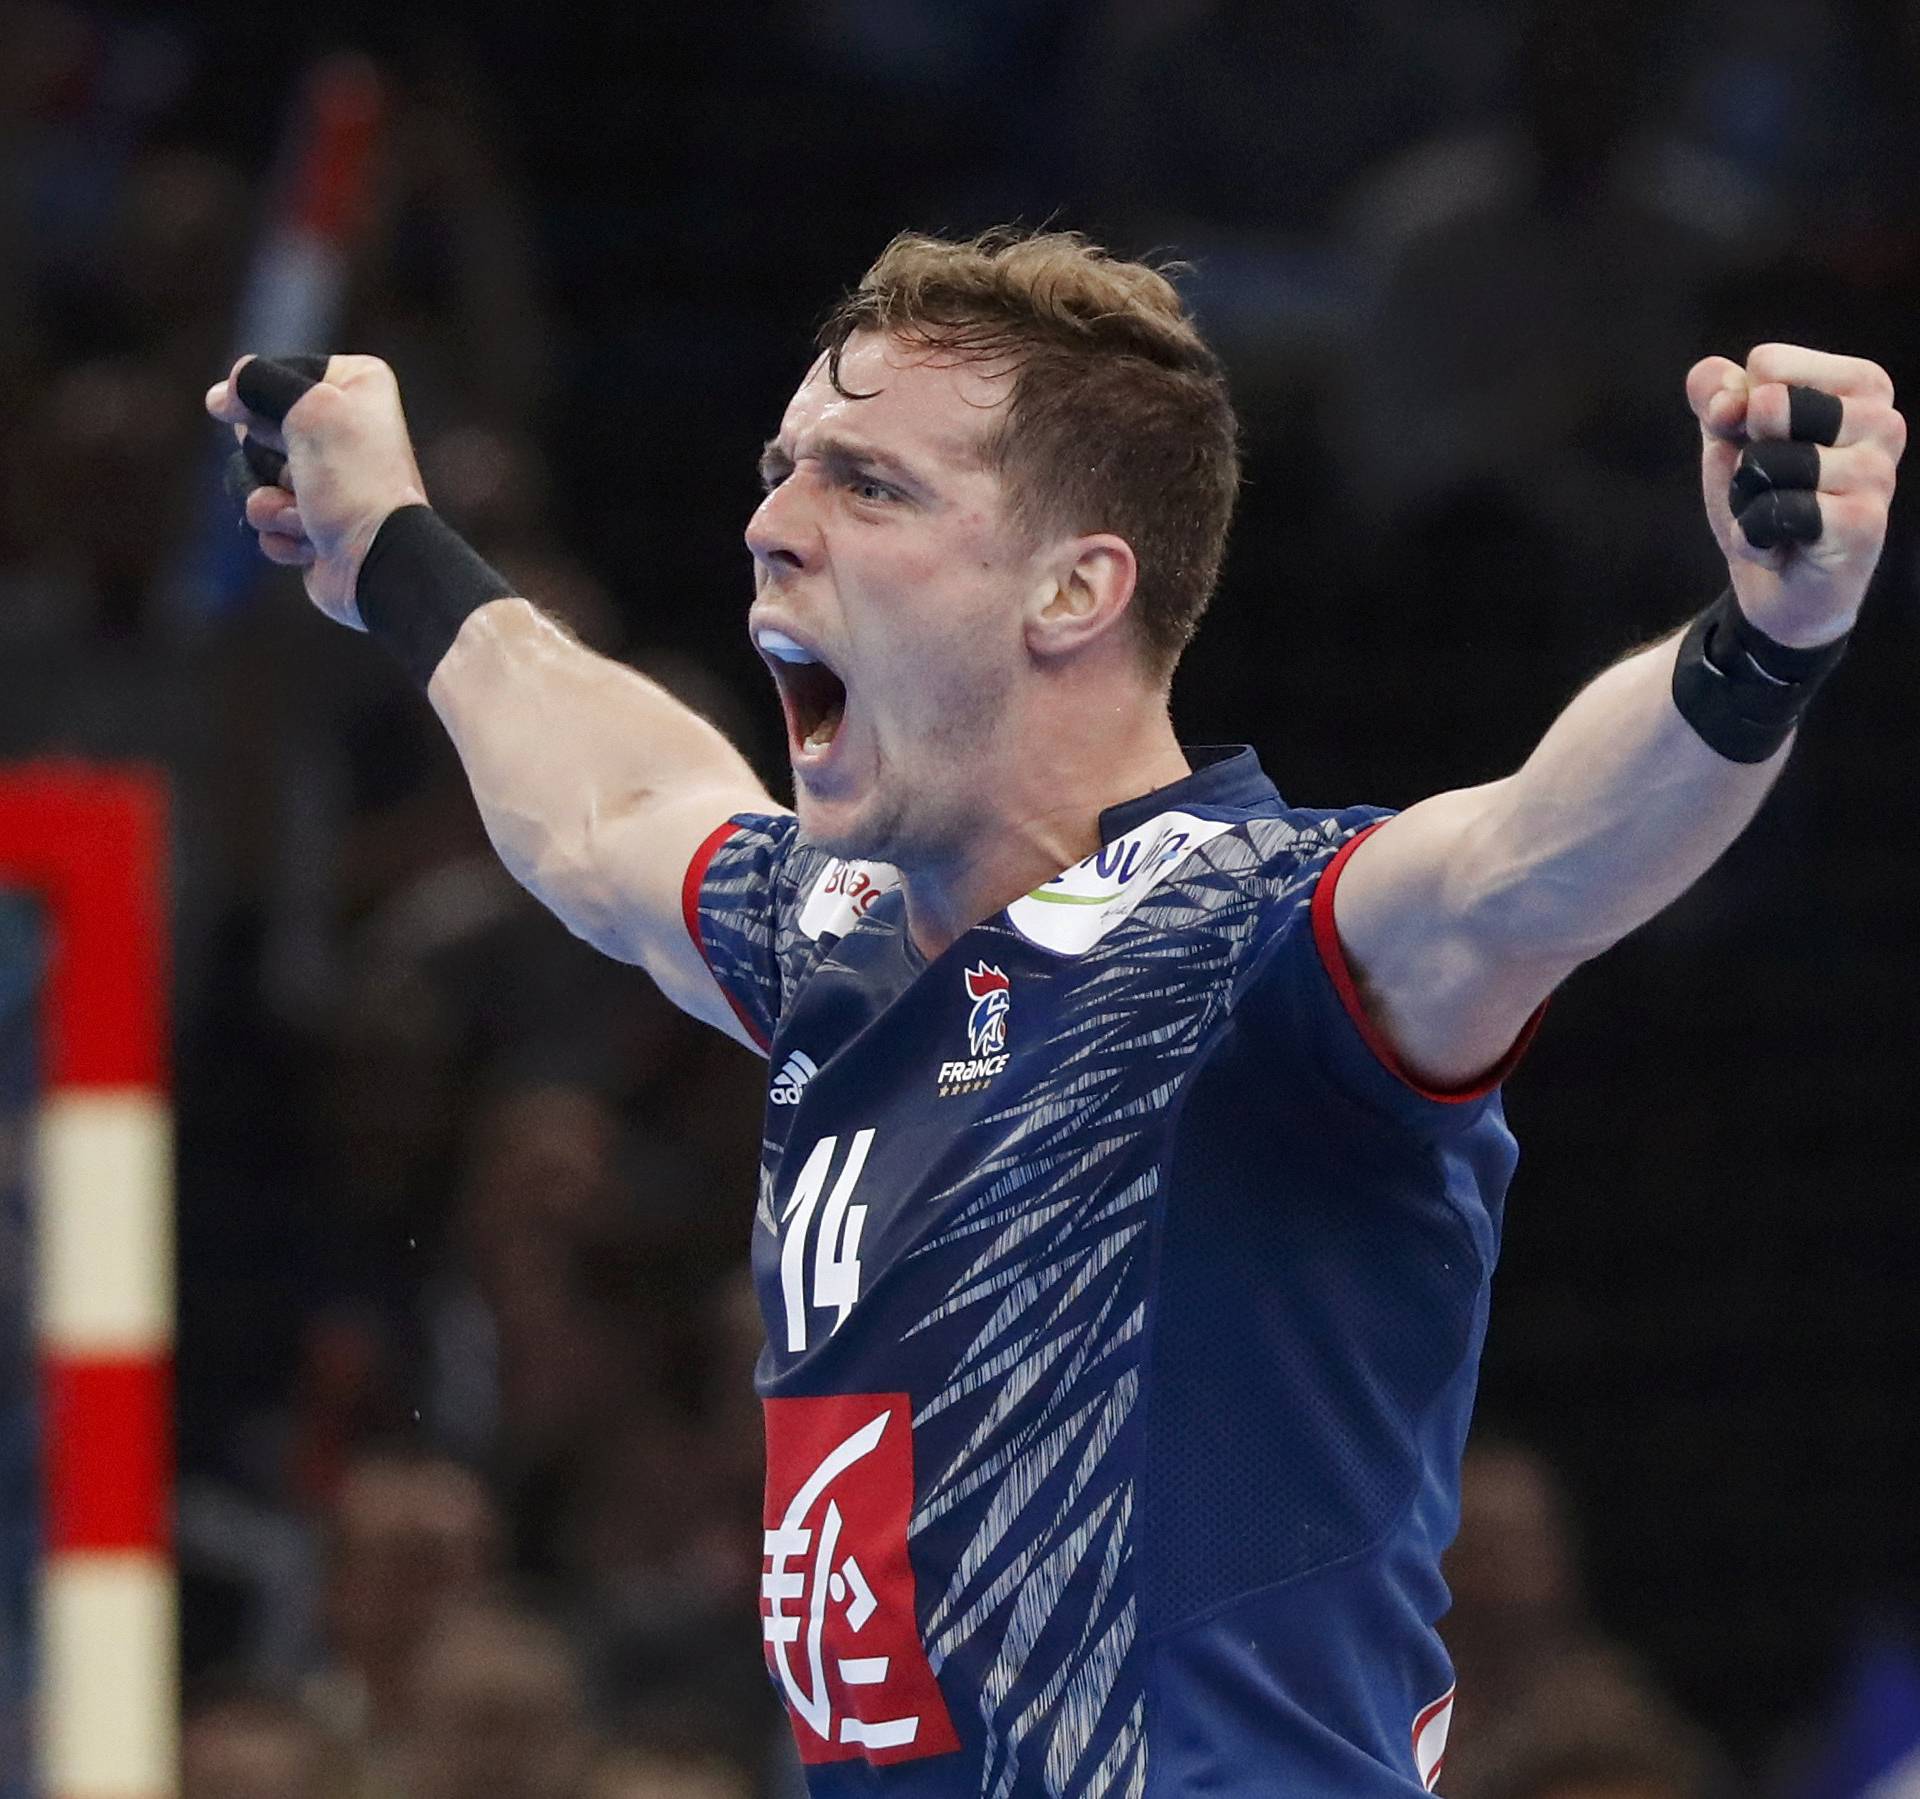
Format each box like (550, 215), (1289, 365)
(1332, 344), (1906, 1091)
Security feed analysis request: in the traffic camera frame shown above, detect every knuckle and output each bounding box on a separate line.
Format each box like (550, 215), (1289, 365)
(1748, 383), (1788, 436)
(1834, 492), (1881, 530)
(1747, 343), (1796, 377)
(1832, 450), (1890, 499)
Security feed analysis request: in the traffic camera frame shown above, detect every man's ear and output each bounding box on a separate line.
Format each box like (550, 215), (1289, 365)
(1024, 534), (1138, 660)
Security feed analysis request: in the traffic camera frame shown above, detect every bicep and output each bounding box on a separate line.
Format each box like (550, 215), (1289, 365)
(1328, 782), (1567, 1091)
(574, 785), (791, 1053)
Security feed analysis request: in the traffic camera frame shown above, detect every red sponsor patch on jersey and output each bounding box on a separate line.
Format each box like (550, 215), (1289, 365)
(761, 1392), (960, 1767)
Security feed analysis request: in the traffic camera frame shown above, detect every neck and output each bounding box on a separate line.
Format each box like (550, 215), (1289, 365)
(898, 702), (1190, 961)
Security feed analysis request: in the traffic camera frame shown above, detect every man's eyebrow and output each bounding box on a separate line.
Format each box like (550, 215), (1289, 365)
(758, 435), (930, 487)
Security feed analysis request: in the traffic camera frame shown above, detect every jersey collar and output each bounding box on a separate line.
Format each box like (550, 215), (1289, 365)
(1095, 745), (1277, 844)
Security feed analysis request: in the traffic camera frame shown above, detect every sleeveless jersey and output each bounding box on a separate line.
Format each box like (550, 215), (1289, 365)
(681, 747), (1532, 1797)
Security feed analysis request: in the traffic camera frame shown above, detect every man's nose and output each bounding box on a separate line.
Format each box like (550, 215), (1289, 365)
(746, 472), (820, 576)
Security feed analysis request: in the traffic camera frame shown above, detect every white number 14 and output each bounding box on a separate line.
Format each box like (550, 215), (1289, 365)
(779, 1129), (876, 1352)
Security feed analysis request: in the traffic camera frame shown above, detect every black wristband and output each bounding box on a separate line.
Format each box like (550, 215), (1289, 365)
(1670, 587), (1848, 763)
(355, 505), (515, 688)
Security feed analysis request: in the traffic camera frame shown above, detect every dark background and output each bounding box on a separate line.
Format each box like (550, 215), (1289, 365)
(2, 1), (1916, 1794)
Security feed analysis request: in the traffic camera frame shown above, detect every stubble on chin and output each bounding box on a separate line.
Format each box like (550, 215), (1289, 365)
(797, 657), (1014, 869)
(793, 780), (901, 865)
(795, 772), (960, 874)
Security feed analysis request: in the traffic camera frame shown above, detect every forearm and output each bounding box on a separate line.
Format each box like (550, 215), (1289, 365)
(1334, 626), (1798, 1087)
(427, 596), (770, 946)
(1331, 345), (1898, 1088)
(201, 353), (781, 1026)
(1469, 629), (1788, 964)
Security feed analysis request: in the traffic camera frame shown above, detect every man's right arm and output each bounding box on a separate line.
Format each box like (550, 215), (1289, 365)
(206, 352), (785, 1051)
(425, 595), (784, 1045)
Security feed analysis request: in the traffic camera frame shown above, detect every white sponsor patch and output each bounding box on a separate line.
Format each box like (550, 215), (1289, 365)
(799, 859), (901, 942)
(1006, 810), (1234, 955)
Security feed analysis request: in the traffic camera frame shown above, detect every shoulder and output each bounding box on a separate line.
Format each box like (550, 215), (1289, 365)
(1001, 797), (1393, 960)
(1171, 799), (1398, 921)
(1237, 802), (1397, 882)
(699, 814), (892, 932)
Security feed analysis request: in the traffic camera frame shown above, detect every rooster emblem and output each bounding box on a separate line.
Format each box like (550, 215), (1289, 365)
(963, 963), (1011, 1058)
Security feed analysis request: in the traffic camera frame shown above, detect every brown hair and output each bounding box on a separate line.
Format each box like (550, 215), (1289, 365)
(817, 228), (1241, 679)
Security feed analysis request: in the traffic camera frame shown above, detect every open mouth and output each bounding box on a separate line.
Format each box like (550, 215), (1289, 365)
(756, 627), (848, 757)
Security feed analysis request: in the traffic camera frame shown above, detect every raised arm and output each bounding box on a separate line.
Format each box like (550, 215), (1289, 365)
(1330, 344), (1905, 1090)
(206, 354), (783, 1048)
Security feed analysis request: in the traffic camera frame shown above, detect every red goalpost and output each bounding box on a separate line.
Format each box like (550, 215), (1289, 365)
(0, 765), (173, 1799)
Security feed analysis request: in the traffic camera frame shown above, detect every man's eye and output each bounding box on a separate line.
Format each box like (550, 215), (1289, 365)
(849, 474), (899, 503)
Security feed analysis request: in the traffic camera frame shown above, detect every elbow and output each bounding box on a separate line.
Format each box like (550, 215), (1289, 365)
(535, 841), (634, 962)
(493, 808), (632, 960)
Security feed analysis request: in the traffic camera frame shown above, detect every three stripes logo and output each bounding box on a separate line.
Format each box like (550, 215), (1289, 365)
(771, 1050), (819, 1106)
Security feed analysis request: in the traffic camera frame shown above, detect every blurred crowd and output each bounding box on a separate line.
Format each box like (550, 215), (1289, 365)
(4, 0), (1919, 1793)
(169, 1438), (1737, 1799)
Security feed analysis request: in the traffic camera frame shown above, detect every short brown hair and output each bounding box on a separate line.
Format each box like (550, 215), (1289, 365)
(817, 228), (1241, 678)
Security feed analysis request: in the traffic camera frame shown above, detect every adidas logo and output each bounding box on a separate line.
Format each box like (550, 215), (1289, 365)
(769, 1050), (819, 1106)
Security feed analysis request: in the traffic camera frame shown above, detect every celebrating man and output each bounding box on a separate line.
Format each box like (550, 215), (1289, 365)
(208, 228), (1901, 1796)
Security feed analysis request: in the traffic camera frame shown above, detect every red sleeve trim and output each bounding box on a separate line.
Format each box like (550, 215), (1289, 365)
(1309, 823), (1544, 1106)
(680, 818), (771, 1054)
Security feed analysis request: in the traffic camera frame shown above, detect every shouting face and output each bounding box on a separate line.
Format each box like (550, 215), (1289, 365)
(746, 332), (1048, 869)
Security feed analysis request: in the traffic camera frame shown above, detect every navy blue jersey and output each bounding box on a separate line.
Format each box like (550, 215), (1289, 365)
(682, 747), (1533, 1797)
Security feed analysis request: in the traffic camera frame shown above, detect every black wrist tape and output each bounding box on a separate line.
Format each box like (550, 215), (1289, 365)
(1670, 587), (1847, 763)
(355, 505), (515, 688)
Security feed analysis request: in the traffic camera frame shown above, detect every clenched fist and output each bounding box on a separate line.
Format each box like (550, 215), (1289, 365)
(205, 354), (429, 630)
(1686, 344), (1906, 647)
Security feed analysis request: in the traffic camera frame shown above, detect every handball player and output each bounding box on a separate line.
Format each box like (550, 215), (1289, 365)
(207, 230), (1902, 1796)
